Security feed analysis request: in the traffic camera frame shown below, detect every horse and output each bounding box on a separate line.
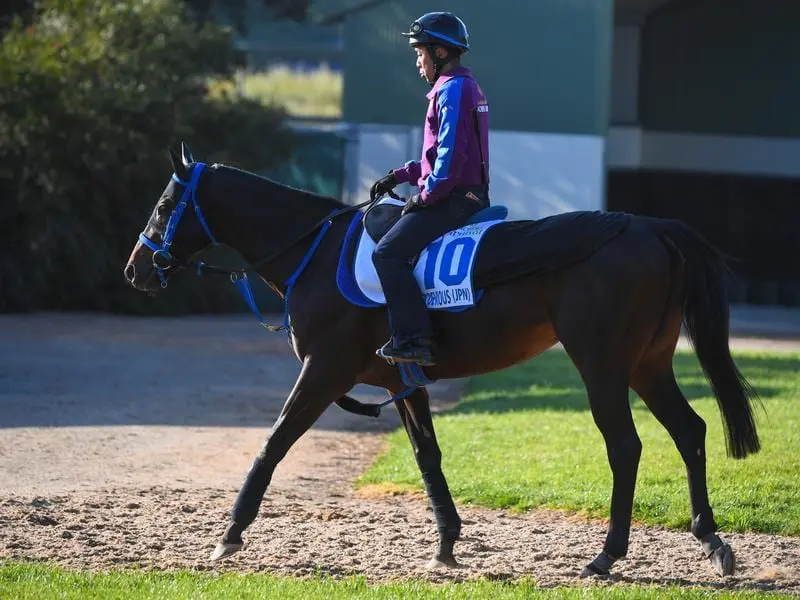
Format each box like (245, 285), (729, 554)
(124, 143), (760, 579)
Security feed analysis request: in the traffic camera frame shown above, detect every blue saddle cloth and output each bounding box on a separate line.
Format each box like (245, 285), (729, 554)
(336, 206), (631, 311)
(336, 204), (508, 312)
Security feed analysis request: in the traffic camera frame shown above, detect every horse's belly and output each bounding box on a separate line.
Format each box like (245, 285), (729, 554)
(431, 280), (558, 379)
(468, 321), (558, 376)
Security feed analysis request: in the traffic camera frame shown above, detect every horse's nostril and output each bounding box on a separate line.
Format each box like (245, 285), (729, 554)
(124, 263), (136, 282)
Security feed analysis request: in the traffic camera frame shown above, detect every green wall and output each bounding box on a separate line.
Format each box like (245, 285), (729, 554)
(342, 0), (612, 136)
(265, 128), (346, 198)
(640, 0), (800, 138)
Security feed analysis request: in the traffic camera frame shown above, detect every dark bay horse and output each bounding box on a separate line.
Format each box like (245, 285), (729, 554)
(124, 144), (760, 578)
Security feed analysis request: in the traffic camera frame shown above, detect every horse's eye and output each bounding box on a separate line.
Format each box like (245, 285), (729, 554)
(156, 204), (169, 218)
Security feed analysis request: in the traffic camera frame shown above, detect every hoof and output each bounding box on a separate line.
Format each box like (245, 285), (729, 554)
(580, 551), (616, 578)
(426, 555), (461, 569)
(209, 541), (243, 562)
(709, 543), (736, 576)
(580, 564), (610, 578)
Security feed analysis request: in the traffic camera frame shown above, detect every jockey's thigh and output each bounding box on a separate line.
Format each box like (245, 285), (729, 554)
(374, 196), (482, 262)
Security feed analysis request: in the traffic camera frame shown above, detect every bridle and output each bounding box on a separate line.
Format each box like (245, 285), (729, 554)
(137, 161), (387, 330)
(138, 163), (212, 288)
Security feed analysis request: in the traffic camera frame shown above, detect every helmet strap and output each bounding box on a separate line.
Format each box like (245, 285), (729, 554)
(427, 45), (457, 85)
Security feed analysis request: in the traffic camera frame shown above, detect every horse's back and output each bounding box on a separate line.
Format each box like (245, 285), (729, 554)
(473, 210), (632, 289)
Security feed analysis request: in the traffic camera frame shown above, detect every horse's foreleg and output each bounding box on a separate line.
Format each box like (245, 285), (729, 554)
(210, 355), (354, 562)
(395, 387), (462, 568)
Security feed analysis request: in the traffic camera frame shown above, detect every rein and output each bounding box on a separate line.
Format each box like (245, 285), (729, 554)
(138, 162), (393, 332)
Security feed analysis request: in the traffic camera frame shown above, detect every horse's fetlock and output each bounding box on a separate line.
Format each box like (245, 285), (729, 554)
(222, 521), (244, 545)
(693, 513), (718, 541)
(603, 540), (628, 561)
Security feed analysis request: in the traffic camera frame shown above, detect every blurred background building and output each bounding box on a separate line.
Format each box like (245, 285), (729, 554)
(237, 0), (798, 307)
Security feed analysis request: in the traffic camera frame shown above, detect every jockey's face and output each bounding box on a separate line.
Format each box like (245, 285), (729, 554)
(414, 46), (439, 83)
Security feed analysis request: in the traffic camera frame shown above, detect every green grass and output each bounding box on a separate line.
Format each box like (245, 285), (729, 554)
(237, 64), (342, 118)
(359, 350), (800, 536)
(0, 562), (792, 599)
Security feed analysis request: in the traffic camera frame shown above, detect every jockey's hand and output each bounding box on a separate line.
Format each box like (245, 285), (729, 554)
(401, 194), (426, 216)
(369, 171), (397, 201)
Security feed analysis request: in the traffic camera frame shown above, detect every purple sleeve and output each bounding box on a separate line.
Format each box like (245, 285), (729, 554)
(392, 161), (421, 185)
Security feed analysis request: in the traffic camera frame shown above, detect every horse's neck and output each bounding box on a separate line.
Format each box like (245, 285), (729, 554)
(207, 174), (341, 288)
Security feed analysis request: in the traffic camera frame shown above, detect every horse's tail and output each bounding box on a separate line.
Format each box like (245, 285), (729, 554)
(655, 218), (761, 459)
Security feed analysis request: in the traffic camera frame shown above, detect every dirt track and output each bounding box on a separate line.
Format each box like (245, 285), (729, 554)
(1, 313), (798, 591)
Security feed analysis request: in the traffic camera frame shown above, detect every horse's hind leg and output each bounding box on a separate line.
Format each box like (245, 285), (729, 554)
(210, 354), (356, 562)
(577, 368), (642, 577)
(395, 387), (462, 568)
(631, 355), (735, 576)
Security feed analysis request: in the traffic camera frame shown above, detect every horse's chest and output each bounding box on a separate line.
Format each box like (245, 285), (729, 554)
(289, 330), (303, 362)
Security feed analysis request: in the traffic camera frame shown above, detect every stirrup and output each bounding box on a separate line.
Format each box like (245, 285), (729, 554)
(376, 340), (437, 367)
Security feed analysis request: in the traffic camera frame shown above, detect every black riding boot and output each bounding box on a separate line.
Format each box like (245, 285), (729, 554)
(372, 193), (487, 368)
(376, 336), (437, 366)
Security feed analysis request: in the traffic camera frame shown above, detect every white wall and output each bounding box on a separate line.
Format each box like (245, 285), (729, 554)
(344, 124), (606, 219)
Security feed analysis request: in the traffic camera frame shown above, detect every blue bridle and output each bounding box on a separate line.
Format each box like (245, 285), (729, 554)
(138, 163), (214, 287)
(137, 161), (332, 332)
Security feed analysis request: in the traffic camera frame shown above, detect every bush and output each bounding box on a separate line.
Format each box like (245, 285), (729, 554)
(0, 0), (294, 313)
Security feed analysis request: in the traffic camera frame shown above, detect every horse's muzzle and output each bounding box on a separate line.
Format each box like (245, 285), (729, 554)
(123, 261), (161, 292)
(124, 263), (136, 284)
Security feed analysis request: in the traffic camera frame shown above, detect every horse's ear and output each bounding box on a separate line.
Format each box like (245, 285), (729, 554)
(169, 147), (188, 181)
(181, 142), (194, 166)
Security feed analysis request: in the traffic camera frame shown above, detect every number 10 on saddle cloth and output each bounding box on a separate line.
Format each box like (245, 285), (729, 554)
(352, 216), (503, 311)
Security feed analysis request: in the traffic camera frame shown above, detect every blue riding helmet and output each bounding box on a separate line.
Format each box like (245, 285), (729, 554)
(401, 12), (470, 53)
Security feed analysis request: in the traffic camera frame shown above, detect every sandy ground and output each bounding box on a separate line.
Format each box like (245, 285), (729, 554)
(0, 313), (798, 592)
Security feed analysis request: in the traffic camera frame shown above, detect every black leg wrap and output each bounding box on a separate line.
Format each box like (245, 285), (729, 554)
(435, 537), (458, 566)
(580, 551), (618, 577)
(421, 472), (460, 567)
(423, 475), (461, 539)
(231, 455), (273, 528)
(438, 518), (462, 551)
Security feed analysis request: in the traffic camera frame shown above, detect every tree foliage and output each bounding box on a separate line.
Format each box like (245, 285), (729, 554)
(0, 0), (294, 313)
(187, 0), (310, 32)
(1, 0), (311, 35)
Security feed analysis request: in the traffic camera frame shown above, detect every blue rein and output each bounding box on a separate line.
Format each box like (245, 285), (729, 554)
(138, 162), (333, 333)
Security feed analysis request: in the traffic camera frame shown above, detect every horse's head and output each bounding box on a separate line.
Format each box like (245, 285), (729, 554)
(124, 143), (218, 292)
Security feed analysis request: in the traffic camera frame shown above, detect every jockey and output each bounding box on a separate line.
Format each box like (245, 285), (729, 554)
(370, 11), (490, 367)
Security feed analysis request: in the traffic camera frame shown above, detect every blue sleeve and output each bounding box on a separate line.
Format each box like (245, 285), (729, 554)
(421, 78), (467, 203)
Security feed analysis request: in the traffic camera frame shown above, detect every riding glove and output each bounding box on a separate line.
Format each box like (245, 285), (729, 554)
(401, 194), (426, 216)
(370, 171), (398, 201)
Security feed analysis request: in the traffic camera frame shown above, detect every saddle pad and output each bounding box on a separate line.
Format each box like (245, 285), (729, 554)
(336, 204), (503, 311)
(337, 206), (631, 313)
